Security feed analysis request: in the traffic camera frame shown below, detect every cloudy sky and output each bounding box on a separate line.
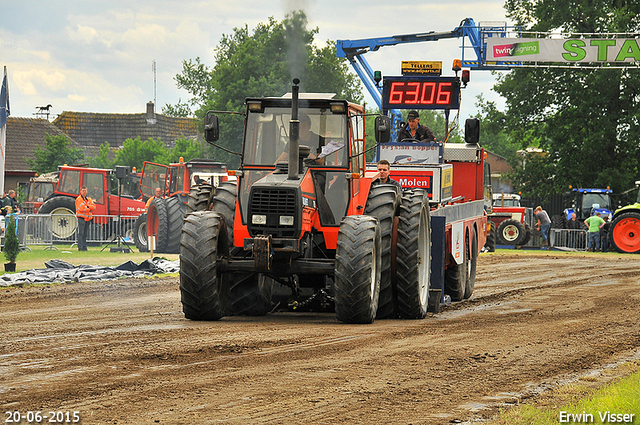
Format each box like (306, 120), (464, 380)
(1, 0), (511, 121)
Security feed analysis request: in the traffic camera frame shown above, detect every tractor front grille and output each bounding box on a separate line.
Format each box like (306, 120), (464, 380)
(248, 188), (299, 237)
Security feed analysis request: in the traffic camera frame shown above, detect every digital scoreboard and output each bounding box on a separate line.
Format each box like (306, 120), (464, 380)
(382, 76), (460, 110)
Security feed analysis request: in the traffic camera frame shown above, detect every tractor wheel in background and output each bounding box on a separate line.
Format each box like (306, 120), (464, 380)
(395, 191), (431, 319)
(186, 183), (214, 214)
(551, 214), (564, 229)
(207, 181), (272, 311)
(164, 196), (187, 254)
(179, 211), (230, 320)
(226, 274), (274, 316)
(463, 227), (478, 299)
(210, 182), (238, 243)
(38, 196), (78, 240)
(485, 221), (497, 252)
(445, 229), (469, 302)
(497, 219), (527, 246)
(610, 212), (640, 253)
(147, 197), (169, 253)
(334, 215), (381, 324)
(133, 213), (149, 252)
(364, 184), (400, 319)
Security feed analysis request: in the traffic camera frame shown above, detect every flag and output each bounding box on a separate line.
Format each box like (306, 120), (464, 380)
(0, 66), (10, 195)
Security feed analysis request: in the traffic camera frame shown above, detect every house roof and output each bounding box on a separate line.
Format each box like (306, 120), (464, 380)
(52, 104), (200, 149)
(5, 117), (76, 172)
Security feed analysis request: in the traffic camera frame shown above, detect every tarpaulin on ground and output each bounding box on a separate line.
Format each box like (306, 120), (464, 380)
(0, 257), (180, 287)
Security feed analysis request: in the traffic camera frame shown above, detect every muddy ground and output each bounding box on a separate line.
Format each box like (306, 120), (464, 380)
(2, 252), (640, 424)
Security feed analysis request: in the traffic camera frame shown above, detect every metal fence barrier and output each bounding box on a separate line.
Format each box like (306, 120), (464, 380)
(550, 228), (588, 251)
(6, 214), (139, 250)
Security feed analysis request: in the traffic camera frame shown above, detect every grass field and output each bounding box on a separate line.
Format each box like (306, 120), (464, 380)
(0, 244), (179, 275)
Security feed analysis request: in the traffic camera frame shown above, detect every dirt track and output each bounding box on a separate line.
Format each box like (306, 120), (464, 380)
(2, 252), (640, 424)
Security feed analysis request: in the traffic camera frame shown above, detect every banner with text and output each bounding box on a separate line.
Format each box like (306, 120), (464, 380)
(486, 38), (640, 63)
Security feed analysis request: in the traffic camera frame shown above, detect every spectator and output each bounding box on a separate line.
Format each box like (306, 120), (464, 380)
(372, 159), (402, 192)
(75, 186), (96, 251)
(534, 206), (552, 249)
(145, 187), (164, 212)
(397, 110), (436, 143)
(3, 190), (19, 213)
(584, 212), (605, 252)
(600, 215), (611, 252)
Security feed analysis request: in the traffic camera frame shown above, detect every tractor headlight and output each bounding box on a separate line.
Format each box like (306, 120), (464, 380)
(279, 215), (294, 226)
(252, 214), (267, 225)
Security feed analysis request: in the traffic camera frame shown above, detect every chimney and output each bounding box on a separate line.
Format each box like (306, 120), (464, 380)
(146, 101), (157, 124)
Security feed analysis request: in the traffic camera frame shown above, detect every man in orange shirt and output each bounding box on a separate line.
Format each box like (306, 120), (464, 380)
(76, 186), (96, 251)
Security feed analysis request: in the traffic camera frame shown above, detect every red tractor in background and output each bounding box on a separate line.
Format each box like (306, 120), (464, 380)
(37, 165), (145, 240)
(22, 172), (58, 214)
(178, 79), (486, 324)
(133, 158), (228, 253)
(485, 193), (532, 250)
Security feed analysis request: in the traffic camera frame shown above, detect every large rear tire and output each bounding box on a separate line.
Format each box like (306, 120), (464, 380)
(147, 197), (169, 252)
(497, 219), (527, 245)
(610, 212), (640, 253)
(226, 274), (274, 316)
(396, 191), (431, 319)
(38, 196), (78, 240)
(133, 213), (148, 252)
(364, 184), (400, 319)
(179, 212), (229, 320)
(463, 227), (478, 299)
(334, 216), (381, 324)
(164, 196), (187, 254)
(445, 229), (469, 302)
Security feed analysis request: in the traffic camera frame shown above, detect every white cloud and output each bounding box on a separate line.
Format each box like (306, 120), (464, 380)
(2, 0), (510, 120)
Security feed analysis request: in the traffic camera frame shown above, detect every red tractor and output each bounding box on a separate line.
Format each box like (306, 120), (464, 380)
(133, 158), (228, 253)
(22, 172), (58, 214)
(37, 165), (145, 240)
(179, 80), (486, 323)
(486, 193), (532, 249)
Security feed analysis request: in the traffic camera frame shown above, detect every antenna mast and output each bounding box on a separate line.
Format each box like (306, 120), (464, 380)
(152, 60), (157, 118)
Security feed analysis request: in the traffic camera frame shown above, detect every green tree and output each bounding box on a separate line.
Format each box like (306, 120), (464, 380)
(473, 95), (521, 163)
(88, 141), (115, 169)
(26, 134), (85, 173)
(154, 136), (206, 165)
(167, 10), (364, 168)
(496, 0), (640, 196)
(113, 136), (166, 170)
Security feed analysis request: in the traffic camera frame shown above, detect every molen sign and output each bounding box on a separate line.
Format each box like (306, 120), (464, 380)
(486, 38), (640, 63)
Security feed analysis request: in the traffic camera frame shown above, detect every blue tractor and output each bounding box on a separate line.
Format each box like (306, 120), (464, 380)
(556, 188), (614, 228)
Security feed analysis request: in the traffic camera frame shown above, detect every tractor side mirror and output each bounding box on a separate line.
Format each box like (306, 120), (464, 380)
(374, 115), (391, 144)
(204, 112), (220, 143)
(465, 118), (480, 145)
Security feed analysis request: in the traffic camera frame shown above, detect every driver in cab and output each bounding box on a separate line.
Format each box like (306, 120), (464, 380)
(276, 113), (324, 164)
(398, 110), (436, 143)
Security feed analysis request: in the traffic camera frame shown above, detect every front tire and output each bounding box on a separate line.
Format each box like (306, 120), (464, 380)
(497, 219), (527, 245)
(179, 212), (230, 320)
(38, 196), (78, 239)
(334, 216), (381, 324)
(610, 212), (640, 253)
(134, 213), (149, 252)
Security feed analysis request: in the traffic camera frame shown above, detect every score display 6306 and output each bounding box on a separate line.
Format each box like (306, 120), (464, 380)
(382, 76), (460, 110)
